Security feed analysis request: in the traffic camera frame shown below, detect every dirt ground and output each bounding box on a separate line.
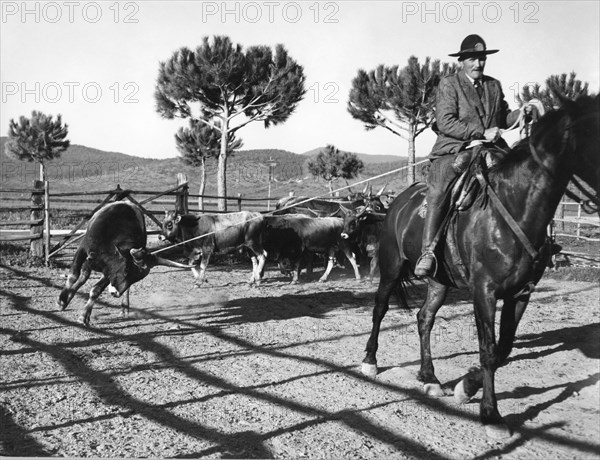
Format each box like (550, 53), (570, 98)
(1, 259), (599, 459)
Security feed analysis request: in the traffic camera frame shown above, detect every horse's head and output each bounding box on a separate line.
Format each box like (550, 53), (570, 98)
(556, 93), (600, 196)
(527, 93), (599, 188)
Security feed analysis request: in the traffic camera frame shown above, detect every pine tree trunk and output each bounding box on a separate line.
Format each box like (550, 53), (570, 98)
(217, 114), (229, 211)
(198, 158), (206, 211)
(328, 180), (333, 196)
(407, 124), (416, 185)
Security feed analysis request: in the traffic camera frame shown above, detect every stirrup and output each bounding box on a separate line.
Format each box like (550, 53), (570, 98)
(415, 250), (438, 278)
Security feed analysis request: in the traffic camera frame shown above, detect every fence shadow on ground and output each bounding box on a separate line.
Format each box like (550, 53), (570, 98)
(1, 264), (599, 458)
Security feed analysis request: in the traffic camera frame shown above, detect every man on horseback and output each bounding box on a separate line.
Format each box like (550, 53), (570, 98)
(415, 34), (535, 277)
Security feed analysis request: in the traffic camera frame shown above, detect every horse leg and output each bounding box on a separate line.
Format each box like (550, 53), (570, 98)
(456, 294), (529, 396)
(362, 257), (407, 377)
(417, 280), (449, 396)
(79, 275), (111, 327)
(456, 286), (510, 438)
(496, 295), (529, 366)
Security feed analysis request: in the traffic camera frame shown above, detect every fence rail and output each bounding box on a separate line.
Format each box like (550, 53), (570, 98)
(1, 179), (598, 263)
(0, 174), (278, 263)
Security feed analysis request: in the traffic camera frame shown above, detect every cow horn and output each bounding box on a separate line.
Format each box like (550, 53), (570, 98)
(154, 256), (194, 269)
(362, 183), (369, 194)
(376, 183), (387, 196)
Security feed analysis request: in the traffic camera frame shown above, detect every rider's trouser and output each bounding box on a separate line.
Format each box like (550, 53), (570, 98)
(421, 154), (462, 254)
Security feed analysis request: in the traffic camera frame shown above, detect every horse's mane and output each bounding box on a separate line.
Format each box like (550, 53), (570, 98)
(488, 106), (568, 176)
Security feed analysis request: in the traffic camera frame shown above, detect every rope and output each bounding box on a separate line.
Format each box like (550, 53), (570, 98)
(151, 159), (430, 255)
(501, 98), (546, 138)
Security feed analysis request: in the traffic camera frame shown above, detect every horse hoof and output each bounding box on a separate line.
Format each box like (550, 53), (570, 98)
(423, 383), (446, 397)
(454, 379), (472, 404)
(485, 423), (512, 439)
(79, 315), (90, 328)
(361, 363), (378, 377)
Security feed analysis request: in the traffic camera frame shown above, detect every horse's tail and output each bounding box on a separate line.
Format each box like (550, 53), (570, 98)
(395, 268), (416, 309)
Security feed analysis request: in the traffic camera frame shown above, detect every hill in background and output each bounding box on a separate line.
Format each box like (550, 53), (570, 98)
(0, 138), (427, 200)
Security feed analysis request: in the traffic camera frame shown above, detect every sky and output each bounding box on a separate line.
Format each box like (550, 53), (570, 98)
(1, 0), (599, 160)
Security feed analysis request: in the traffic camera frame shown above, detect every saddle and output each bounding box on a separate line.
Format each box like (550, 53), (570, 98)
(450, 143), (508, 211)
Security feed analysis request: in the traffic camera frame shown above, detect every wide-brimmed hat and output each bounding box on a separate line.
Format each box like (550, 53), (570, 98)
(448, 34), (499, 58)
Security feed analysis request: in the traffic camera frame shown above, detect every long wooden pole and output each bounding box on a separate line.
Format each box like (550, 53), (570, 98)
(44, 181), (50, 265)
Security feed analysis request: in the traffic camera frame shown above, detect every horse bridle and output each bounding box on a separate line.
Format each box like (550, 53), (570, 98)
(529, 114), (600, 214)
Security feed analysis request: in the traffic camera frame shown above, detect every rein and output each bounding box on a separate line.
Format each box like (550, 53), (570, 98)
(565, 176), (600, 214)
(474, 166), (539, 260)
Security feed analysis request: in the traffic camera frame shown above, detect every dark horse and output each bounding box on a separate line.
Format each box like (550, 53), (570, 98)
(362, 94), (599, 438)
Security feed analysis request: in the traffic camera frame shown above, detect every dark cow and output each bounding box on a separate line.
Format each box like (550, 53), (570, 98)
(57, 201), (190, 327)
(161, 211), (266, 285)
(340, 206), (386, 282)
(274, 191), (386, 217)
(262, 214), (361, 283)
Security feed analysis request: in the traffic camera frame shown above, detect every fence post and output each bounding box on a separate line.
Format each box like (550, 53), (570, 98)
(30, 180), (44, 258)
(559, 201), (565, 231)
(176, 173), (189, 214)
(576, 202), (582, 239)
(237, 193), (242, 212)
(44, 181), (50, 265)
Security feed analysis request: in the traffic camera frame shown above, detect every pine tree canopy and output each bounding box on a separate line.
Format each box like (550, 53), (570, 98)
(518, 72), (591, 111)
(307, 145), (364, 182)
(348, 56), (457, 140)
(5, 111), (69, 164)
(155, 35), (306, 131)
(175, 119), (242, 168)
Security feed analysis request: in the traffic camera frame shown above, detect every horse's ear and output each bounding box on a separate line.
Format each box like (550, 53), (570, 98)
(547, 82), (574, 110)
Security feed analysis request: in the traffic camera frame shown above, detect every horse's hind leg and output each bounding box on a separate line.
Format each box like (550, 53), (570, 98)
(362, 257), (408, 377)
(417, 280), (449, 396)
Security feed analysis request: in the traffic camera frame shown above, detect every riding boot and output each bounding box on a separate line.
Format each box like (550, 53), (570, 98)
(414, 202), (446, 276)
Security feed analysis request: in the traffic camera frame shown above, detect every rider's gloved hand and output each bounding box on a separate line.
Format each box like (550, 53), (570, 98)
(484, 127), (501, 142)
(523, 103), (539, 123)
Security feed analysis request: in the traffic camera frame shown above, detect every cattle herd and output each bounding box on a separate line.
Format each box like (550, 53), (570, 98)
(58, 188), (389, 327)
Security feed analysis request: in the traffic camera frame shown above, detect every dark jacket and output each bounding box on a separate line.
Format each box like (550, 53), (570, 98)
(430, 71), (520, 158)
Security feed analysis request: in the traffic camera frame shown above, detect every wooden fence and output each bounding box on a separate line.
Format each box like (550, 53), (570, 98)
(553, 201), (600, 242)
(0, 173), (277, 264)
(1, 178), (598, 264)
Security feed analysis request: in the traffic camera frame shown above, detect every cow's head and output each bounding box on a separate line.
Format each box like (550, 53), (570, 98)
(340, 205), (369, 240)
(161, 211), (182, 242)
(108, 246), (191, 296)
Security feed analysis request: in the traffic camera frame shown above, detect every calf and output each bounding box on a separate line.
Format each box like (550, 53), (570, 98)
(340, 206), (385, 282)
(57, 201), (190, 327)
(263, 214), (361, 283)
(162, 211), (266, 285)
